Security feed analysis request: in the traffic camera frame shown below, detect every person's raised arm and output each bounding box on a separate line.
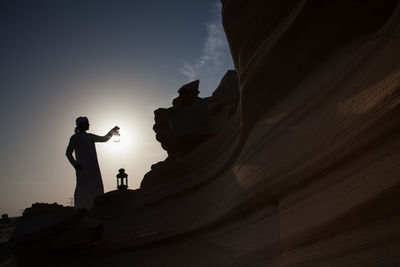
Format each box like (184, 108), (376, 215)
(66, 138), (81, 171)
(91, 126), (120, 143)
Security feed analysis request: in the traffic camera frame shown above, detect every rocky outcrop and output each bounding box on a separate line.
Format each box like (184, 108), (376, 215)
(152, 79), (212, 160)
(152, 71), (239, 161)
(143, 70), (239, 189)
(7, 203), (103, 266)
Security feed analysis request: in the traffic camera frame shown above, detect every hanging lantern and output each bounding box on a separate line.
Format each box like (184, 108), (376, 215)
(116, 168), (128, 190)
(113, 129), (121, 143)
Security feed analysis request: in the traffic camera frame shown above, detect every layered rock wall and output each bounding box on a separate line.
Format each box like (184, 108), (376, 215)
(221, 0), (400, 265)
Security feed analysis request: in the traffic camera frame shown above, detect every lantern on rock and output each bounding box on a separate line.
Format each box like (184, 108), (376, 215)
(116, 168), (128, 190)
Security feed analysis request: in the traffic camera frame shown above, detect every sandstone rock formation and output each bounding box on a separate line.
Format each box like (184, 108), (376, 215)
(144, 70), (239, 188)
(5, 203), (103, 266)
(5, 1), (400, 266)
(152, 79), (211, 160)
(152, 71), (239, 162)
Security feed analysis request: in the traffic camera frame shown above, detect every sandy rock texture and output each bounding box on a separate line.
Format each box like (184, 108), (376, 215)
(8, 1), (400, 266)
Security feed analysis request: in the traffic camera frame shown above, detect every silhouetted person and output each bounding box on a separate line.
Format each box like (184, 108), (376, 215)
(66, 116), (119, 209)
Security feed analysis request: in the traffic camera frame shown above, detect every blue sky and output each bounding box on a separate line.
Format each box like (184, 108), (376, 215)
(0, 0), (233, 216)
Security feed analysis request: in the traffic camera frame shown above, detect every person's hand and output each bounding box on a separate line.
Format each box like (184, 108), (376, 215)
(74, 163), (82, 171)
(111, 126), (120, 136)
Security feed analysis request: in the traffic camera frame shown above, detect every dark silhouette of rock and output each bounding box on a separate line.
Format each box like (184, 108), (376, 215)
(8, 203), (103, 265)
(21, 202), (65, 219)
(211, 70), (239, 104)
(152, 71), (239, 162)
(0, 214), (10, 224)
(175, 80), (200, 110)
(0, 213), (15, 246)
(11, 205), (84, 241)
(152, 79), (207, 160)
(143, 70), (239, 188)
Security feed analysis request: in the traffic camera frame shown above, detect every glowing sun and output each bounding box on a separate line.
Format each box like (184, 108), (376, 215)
(104, 125), (136, 153)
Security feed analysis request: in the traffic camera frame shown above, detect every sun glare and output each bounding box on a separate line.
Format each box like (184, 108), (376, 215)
(105, 126), (135, 152)
(90, 111), (142, 156)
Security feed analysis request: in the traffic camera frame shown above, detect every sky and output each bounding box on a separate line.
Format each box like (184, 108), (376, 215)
(0, 0), (233, 216)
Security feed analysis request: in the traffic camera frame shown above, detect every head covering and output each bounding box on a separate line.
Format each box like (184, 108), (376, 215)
(74, 116), (89, 133)
(75, 116), (89, 126)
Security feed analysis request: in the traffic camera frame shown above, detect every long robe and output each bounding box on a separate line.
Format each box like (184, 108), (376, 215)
(66, 132), (111, 209)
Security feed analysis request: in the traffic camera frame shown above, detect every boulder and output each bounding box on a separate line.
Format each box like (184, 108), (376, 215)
(151, 71), (239, 162)
(8, 203), (103, 265)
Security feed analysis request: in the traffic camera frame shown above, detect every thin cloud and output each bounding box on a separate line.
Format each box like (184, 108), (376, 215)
(180, 2), (232, 91)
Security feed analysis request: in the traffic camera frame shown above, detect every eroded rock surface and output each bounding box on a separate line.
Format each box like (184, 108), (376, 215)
(7, 203), (102, 266)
